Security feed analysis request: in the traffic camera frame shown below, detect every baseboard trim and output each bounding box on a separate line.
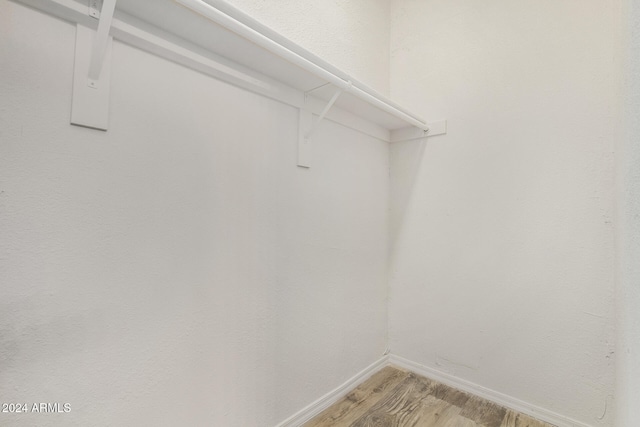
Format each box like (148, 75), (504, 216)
(274, 355), (390, 427)
(388, 354), (593, 427)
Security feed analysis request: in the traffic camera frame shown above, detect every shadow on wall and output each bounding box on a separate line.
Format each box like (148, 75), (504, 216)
(389, 138), (428, 261)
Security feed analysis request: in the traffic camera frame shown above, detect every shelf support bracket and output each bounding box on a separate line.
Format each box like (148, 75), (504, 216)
(70, 0), (116, 130)
(298, 84), (348, 168)
(389, 120), (447, 143)
(87, 0), (117, 88)
(305, 87), (343, 139)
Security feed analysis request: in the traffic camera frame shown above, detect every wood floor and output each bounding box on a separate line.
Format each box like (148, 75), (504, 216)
(303, 367), (555, 427)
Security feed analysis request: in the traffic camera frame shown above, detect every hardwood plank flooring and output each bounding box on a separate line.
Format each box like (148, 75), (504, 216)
(350, 373), (439, 427)
(305, 367), (410, 427)
(499, 410), (551, 427)
(303, 367), (556, 427)
(459, 396), (506, 427)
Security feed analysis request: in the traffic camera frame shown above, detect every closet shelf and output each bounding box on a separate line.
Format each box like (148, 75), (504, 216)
(15, 0), (445, 144)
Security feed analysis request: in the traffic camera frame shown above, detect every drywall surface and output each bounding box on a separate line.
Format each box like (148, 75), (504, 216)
(225, 0), (391, 96)
(389, 1), (617, 425)
(615, 0), (640, 425)
(0, 2), (388, 425)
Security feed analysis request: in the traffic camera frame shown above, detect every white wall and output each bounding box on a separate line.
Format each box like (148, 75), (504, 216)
(389, 1), (618, 425)
(615, 0), (640, 425)
(0, 2), (389, 425)
(225, 0), (391, 95)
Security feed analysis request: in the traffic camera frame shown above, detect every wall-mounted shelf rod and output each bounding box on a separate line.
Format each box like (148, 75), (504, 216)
(174, 0), (429, 132)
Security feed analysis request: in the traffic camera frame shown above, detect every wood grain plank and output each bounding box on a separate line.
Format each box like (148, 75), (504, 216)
(302, 366), (555, 427)
(350, 373), (438, 427)
(435, 409), (480, 427)
(417, 377), (471, 408)
(410, 395), (471, 427)
(303, 367), (410, 427)
(459, 395), (507, 427)
(500, 409), (555, 427)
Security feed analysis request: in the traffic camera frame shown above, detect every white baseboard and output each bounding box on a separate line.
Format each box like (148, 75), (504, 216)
(388, 354), (593, 427)
(274, 355), (390, 427)
(275, 353), (594, 427)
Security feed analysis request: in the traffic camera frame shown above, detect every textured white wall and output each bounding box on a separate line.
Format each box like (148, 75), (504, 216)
(225, 0), (391, 95)
(0, 2), (388, 425)
(389, 1), (617, 425)
(615, 0), (640, 425)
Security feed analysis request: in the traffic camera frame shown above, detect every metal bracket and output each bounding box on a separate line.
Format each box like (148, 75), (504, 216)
(304, 82), (331, 96)
(389, 120), (447, 143)
(88, 0), (116, 88)
(305, 87), (343, 139)
(71, 0), (116, 130)
(297, 83), (350, 168)
(89, 0), (102, 18)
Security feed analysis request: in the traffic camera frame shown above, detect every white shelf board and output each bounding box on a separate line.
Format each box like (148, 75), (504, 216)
(116, 0), (421, 132)
(119, 0), (326, 91)
(14, 0), (437, 140)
